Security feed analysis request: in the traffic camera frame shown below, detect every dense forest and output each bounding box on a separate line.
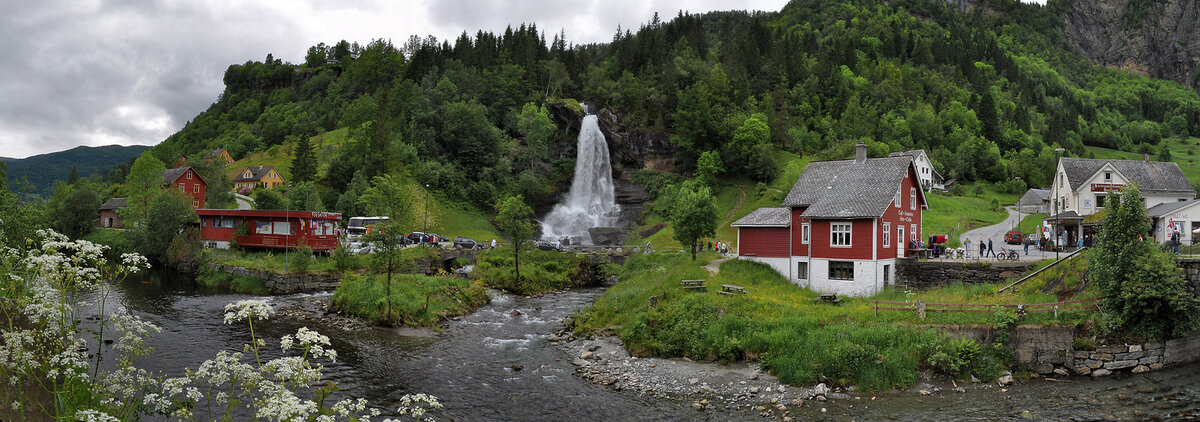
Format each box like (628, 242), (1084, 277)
(145, 0), (1200, 217)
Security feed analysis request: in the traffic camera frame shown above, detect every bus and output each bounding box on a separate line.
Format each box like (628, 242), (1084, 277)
(347, 216), (390, 238)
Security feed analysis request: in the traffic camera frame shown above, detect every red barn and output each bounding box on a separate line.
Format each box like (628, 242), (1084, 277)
(196, 209), (342, 251)
(732, 143), (928, 297)
(162, 166), (206, 209)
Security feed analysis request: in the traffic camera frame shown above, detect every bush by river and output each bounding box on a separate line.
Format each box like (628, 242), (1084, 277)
(475, 248), (613, 295)
(329, 272), (488, 326)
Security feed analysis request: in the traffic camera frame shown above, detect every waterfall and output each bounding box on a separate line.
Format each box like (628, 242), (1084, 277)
(541, 107), (620, 244)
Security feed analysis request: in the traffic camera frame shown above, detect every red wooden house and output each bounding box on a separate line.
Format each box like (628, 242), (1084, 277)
(196, 209), (342, 251)
(732, 143), (928, 297)
(163, 166), (206, 209)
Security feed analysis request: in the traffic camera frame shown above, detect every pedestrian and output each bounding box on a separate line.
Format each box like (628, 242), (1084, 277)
(1023, 238), (1029, 255)
(964, 238), (972, 258)
(645, 241), (651, 254)
(987, 238), (995, 257)
(979, 239), (985, 258)
(491, 238), (497, 249)
(1173, 230), (1181, 253)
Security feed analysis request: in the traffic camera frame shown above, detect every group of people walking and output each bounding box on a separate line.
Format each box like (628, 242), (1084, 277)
(962, 237), (998, 258)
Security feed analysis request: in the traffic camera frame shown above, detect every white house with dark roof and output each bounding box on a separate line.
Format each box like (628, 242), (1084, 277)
(733, 143), (928, 297)
(1147, 199), (1200, 245)
(1047, 156), (1195, 245)
(888, 149), (940, 191)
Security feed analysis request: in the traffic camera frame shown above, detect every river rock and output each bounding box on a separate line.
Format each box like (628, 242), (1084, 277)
(1053, 368), (1069, 376)
(919, 390), (932, 396)
(749, 387), (760, 394)
(580, 351), (593, 360)
(998, 375), (1014, 386)
(1128, 344), (1142, 352)
(813, 383), (830, 396)
(791, 398), (805, 407)
(1131, 365), (1150, 374)
(691, 401), (704, 410)
(1073, 366), (1092, 376)
(777, 385), (786, 393)
(572, 358), (590, 367)
(1091, 368), (1112, 377)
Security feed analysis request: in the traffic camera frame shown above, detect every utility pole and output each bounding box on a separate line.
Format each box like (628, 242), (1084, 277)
(1054, 147), (1065, 260)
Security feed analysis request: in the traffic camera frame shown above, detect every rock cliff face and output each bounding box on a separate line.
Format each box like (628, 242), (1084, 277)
(1060, 0), (1200, 87)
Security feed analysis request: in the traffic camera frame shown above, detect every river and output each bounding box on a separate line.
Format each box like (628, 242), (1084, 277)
(96, 271), (1200, 421)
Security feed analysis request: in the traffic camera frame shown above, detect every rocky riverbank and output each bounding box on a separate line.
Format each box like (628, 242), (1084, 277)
(554, 332), (858, 419)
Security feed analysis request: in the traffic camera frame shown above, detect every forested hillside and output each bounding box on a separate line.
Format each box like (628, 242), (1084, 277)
(3, 144), (149, 196)
(147, 0), (1200, 220)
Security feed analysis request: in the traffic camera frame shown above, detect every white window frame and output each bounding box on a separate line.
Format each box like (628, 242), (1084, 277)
(797, 262), (808, 280)
(895, 188), (901, 208)
(830, 222), (852, 248)
(801, 223), (810, 244)
(1104, 171), (1111, 181)
(883, 222), (891, 248)
(910, 187), (917, 210)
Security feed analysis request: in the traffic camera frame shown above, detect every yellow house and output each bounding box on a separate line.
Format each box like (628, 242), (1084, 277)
(232, 165), (285, 191)
(204, 149), (234, 165)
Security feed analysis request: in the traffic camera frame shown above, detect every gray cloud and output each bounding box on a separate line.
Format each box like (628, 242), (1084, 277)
(0, 0), (789, 158)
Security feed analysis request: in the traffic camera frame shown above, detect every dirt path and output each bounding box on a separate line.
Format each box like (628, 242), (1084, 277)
(720, 186), (749, 228)
(705, 257), (731, 274)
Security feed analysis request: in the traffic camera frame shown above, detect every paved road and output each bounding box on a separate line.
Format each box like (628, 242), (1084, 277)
(233, 192), (254, 210)
(955, 206), (1059, 261)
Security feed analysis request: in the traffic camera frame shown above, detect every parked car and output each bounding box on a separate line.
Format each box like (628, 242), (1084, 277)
(1004, 231), (1023, 245)
(427, 233), (446, 243)
(406, 232), (428, 244)
(453, 236), (484, 250)
(1025, 233), (1039, 245)
(535, 240), (556, 250)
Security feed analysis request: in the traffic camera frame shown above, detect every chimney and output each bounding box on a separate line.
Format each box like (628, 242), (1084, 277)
(855, 142), (867, 163)
(1144, 153), (1150, 162)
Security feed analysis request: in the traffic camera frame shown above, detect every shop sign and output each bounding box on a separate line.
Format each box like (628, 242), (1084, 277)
(1090, 183), (1124, 192)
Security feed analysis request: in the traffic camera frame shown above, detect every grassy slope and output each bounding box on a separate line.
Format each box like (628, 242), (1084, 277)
(574, 253), (1093, 388)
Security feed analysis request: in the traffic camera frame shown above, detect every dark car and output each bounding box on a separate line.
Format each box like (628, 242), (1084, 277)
(453, 236), (484, 250)
(406, 232), (428, 244)
(427, 233), (446, 243)
(1004, 231), (1023, 245)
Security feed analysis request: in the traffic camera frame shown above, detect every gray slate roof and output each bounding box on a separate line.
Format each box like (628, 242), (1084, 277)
(1061, 158), (1194, 195)
(1146, 199), (1200, 218)
(234, 165), (277, 182)
(161, 166), (192, 184)
(1026, 188), (1051, 200)
(781, 156), (924, 218)
(888, 149), (926, 158)
(99, 197), (127, 211)
(731, 207), (791, 227)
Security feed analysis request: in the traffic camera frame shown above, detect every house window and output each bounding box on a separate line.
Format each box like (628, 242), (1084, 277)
(797, 262), (808, 280)
(273, 222), (292, 235)
(801, 223), (810, 244)
(191, 199), (199, 208)
(831, 222), (852, 247)
(883, 264), (890, 284)
(910, 188), (916, 210)
(829, 261), (854, 281)
(187, 172), (193, 179)
(895, 188), (901, 208)
(883, 223), (891, 248)
(178, 184), (184, 191)
(1096, 195), (1105, 208)
(193, 185), (199, 193)
(910, 224), (916, 242)
(256, 221), (271, 234)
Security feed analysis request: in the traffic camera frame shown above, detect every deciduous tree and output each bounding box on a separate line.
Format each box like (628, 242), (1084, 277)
(669, 180), (717, 261)
(495, 195), (534, 287)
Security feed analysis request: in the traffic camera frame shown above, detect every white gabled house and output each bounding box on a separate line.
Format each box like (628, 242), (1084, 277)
(888, 149), (941, 191)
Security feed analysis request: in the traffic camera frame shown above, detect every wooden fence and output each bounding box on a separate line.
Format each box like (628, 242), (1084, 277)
(872, 298), (1101, 319)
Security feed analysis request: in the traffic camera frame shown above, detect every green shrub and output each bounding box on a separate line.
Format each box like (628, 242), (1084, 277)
(330, 272), (488, 326)
(928, 338), (981, 379)
(331, 244), (354, 272)
(290, 242), (314, 273)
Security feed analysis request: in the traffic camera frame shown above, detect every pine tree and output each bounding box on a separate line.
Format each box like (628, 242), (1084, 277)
(290, 136), (317, 183)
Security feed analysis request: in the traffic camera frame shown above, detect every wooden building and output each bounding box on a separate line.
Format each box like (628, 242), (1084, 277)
(233, 165), (285, 191)
(163, 166), (206, 209)
(733, 143), (927, 297)
(196, 209), (342, 251)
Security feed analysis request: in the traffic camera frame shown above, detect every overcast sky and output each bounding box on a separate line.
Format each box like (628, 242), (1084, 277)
(0, 0), (1045, 159)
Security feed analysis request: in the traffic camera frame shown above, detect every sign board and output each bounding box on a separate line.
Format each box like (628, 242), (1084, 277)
(1090, 183), (1124, 192)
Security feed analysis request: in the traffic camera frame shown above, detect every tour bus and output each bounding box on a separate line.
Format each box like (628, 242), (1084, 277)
(347, 216), (390, 239)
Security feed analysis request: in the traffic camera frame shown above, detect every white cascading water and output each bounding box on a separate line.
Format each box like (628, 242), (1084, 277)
(541, 105), (620, 244)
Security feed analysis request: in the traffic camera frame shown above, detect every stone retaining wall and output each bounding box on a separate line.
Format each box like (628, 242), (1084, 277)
(940, 324), (1200, 378)
(207, 264), (343, 294)
(896, 259), (1036, 289)
(1175, 257), (1200, 297)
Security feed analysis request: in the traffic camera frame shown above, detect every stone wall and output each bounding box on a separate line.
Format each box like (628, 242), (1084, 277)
(1175, 257), (1200, 297)
(940, 324), (1200, 378)
(207, 264), (343, 294)
(896, 259), (1036, 289)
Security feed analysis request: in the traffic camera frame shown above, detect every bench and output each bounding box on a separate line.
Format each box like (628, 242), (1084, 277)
(680, 279), (706, 290)
(814, 293), (843, 305)
(719, 284), (747, 295)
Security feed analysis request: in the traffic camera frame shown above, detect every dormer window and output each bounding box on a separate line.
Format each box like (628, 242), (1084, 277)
(186, 172), (192, 179)
(1104, 172), (1111, 181)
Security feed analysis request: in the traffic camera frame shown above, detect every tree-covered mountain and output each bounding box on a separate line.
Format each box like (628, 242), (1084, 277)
(146, 0), (1200, 219)
(3, 144), (149, 197)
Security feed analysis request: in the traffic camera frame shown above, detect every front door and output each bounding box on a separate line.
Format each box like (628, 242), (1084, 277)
(898, 225), (905, 258)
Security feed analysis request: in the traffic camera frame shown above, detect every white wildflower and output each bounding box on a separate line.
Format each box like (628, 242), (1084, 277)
(224, 299), (273, 323)
(281, 327), (336, 362)
(74, 409), (120, 422)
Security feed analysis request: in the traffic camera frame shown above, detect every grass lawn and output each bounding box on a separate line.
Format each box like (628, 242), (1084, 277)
(225, 128), (351, 183)
(573, 252), (1096, 389)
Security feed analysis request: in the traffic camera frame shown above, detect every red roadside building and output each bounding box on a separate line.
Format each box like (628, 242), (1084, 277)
(196, 209), (342, 251)
(732, 143), (927, 297)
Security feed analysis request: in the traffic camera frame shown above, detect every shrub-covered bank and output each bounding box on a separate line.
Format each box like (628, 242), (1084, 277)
(571, 253), (1022, 390)
(474, 249), (613, 295)
(330, 273), (488, 327)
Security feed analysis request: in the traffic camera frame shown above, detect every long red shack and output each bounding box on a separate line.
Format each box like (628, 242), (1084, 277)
(196, 209), (342, 251)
